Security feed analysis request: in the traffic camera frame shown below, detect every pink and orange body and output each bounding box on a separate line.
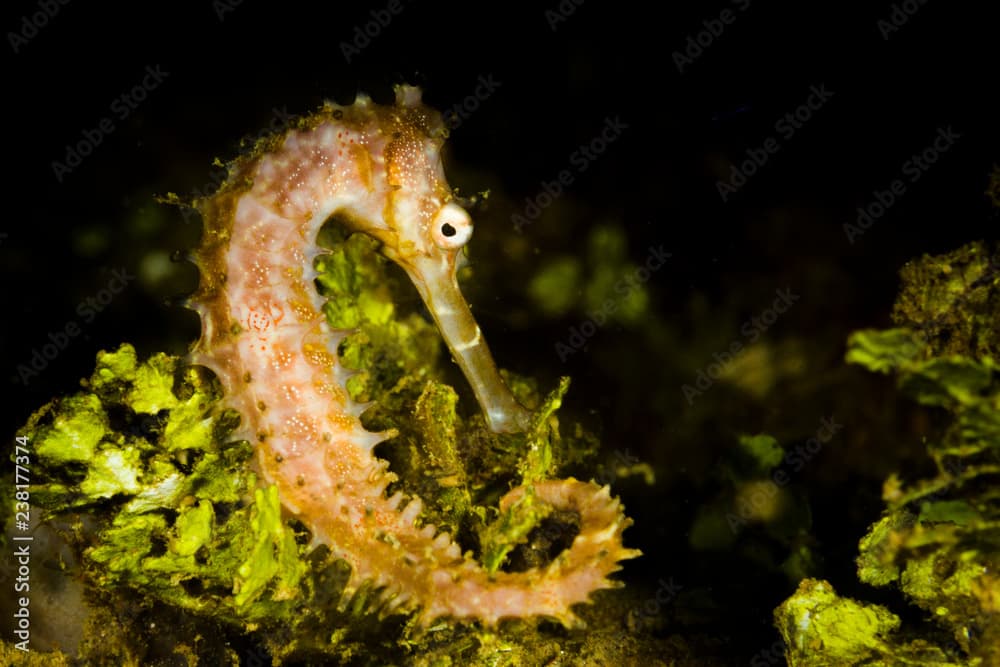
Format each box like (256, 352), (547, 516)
(188, 85), (638, 627)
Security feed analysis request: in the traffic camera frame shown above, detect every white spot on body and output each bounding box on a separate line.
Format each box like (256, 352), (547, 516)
(452, 326), (482, 352)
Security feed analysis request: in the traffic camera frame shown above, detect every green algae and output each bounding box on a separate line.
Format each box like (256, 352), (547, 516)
(32, 393), (106, 464)
(776, 579), (901, 666)
(4, 225), (622, 665)
(79, 446), (142, 498)
(528, 256), (582, 317)
(736, 433), (785, 472)
(527, 225), (650, 325)
(890, 241), (1000, 360)
(774, 241), (1000, 666)
(233, 486), (307, 608)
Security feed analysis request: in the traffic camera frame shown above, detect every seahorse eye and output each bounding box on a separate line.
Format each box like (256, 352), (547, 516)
(431, 203), (473, 250)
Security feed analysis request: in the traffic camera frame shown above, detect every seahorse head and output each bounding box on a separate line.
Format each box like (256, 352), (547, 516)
(371, 86), (474, 275)
(363, 85), (531, 433)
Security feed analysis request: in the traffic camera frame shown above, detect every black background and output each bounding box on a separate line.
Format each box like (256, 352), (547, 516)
(2, 0), (997, 663)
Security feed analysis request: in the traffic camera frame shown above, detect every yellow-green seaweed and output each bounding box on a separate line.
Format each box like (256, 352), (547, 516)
(775, 241), (1000, 666)
(2, 228), (624, 665)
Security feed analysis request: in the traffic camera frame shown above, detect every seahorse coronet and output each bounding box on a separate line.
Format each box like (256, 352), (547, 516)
(187, 84), (639, 627)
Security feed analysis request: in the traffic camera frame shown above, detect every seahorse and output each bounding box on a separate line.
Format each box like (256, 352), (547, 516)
(187, 84), (639, 627)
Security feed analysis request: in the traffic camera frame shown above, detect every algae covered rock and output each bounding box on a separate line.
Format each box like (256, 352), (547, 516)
(775, 579), (967, 667)
(775, 241), (1000, 666)
(775, 579), (901, 666)
(2, 228), (639, 665)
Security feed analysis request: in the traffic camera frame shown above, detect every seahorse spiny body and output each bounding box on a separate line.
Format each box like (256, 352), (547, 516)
(189, 85), (638, 626)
